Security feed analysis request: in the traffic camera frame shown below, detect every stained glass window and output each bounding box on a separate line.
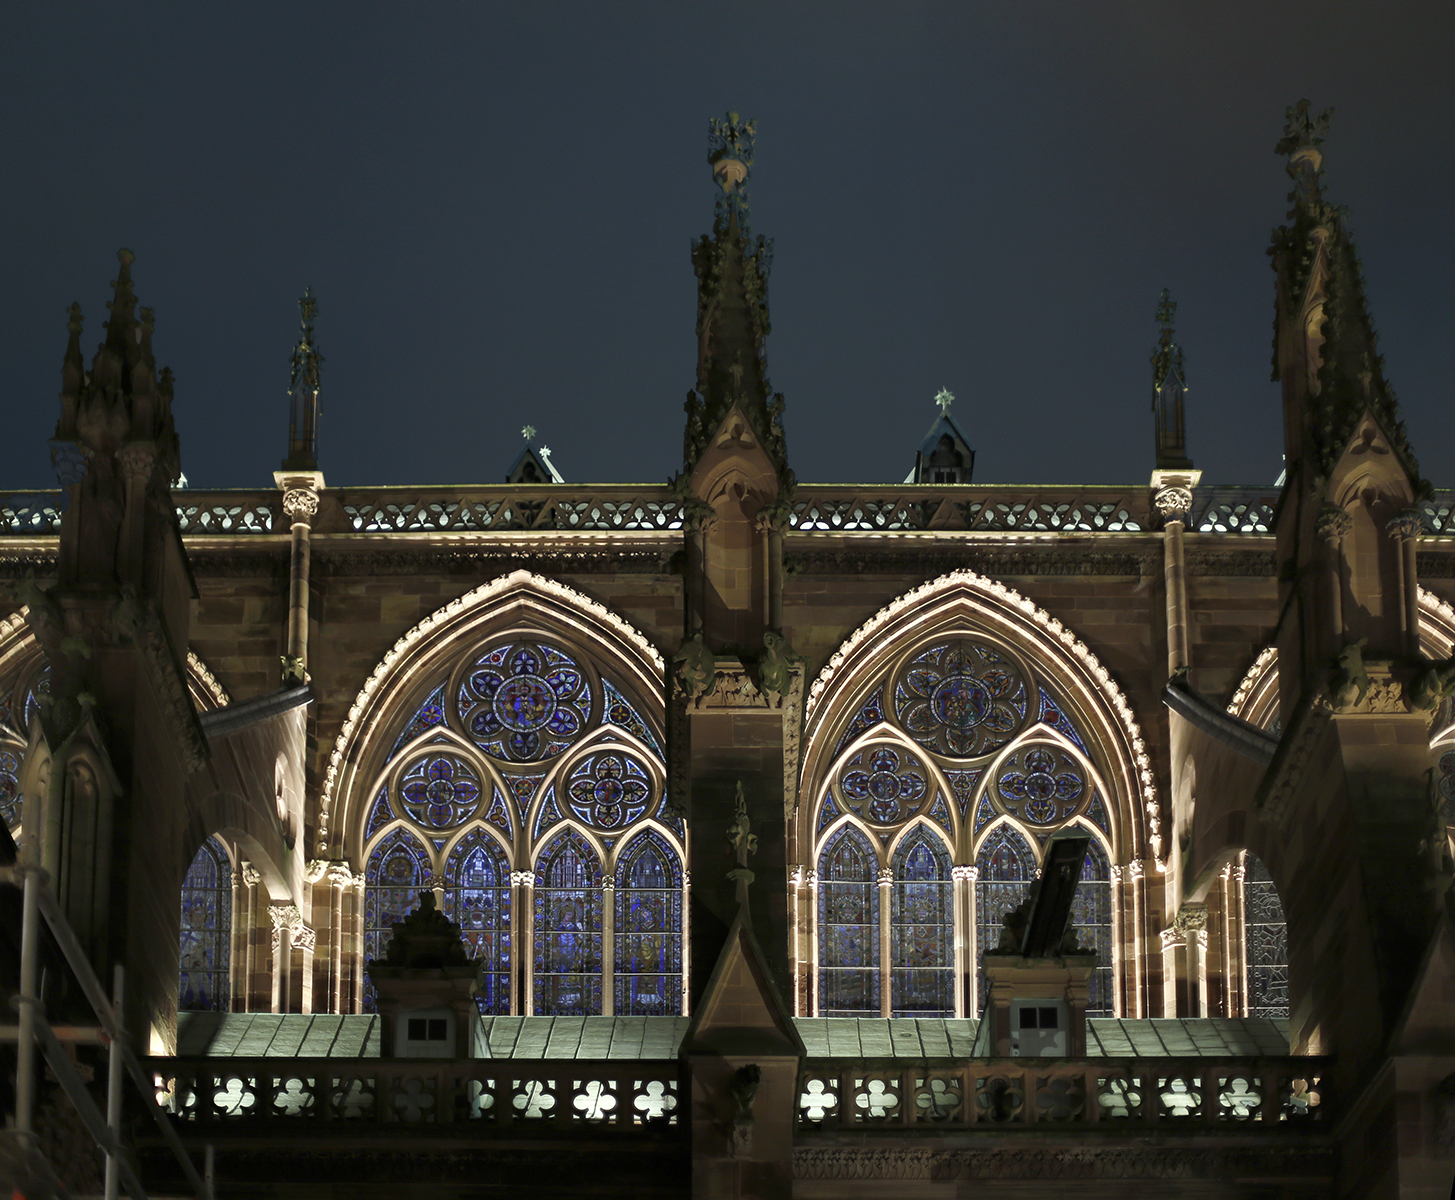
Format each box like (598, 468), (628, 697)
(179, 836), (232, 1012)
(363, 828), (431, 1012)
(389, 683), (447, 760)
(889, 830), (953, 1016)
(817, 826), (880, 1017)
(836, 745), (929, 825)
(443, 831), (511, 1014)
(992, 743), (1086, 826)
(565, 751), (655, 830)
(614, 832), (682, 1015)
(457, 641), (592, 762)
(1438, 747), (1455, 826)
(534, 830), (602, 1015)
(396, 753), (483, 830)
(1243, 853), (1288, 1019)
(893, 641), (1028, 758)
(1069, 836), (1113, 1016)
(975, 825), (1036, 1011)
(0, 747), (21, 831)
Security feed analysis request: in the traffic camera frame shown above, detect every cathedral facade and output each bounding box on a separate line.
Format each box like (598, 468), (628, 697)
(2, 106), (1454, 1198)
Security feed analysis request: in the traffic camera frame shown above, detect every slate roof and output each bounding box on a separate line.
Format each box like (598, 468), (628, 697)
(175, 1013), (1288, 1060)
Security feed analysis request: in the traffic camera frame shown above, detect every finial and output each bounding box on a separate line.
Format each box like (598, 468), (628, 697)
(727, 781), (758, 866)
(935, 388), (954, 415)
(1155, 288), (1176, 332)
(521, 424), (536, 442)
(283, 287), (324, 471)
(117, 247), (135, 269)
(1276, 99), (1333, 208)
(708, 111), (755, 194)
(1151, 289), (1191, 470)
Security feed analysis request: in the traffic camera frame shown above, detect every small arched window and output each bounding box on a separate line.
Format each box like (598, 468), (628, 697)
(533, 829), (603, 1015)
(889, 829), (953, 1016)
(1243, 852), (1288, 1019)
(442, 830), (512, 1014)
(975, 825), (1036, 1011)
(1070, 836), (1113, 1016)
(363, 828), (432, 1009)
(179, 836), (233, 1012)
(613, 831), (683, 1016)
(817, 826), (880, 1017)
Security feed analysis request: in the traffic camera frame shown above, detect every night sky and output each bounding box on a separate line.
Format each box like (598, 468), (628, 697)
(3, 4), (1452, 492)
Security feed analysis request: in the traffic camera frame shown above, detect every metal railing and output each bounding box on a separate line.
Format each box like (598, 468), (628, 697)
(1, 862), (213, 1200)
(0, 486), (1450, 539)
(150, 1057), (682, 1131)
(795, 1057), (1328, 1129)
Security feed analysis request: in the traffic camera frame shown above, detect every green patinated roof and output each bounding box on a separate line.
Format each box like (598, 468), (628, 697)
(175, 1012), (1289, 1060)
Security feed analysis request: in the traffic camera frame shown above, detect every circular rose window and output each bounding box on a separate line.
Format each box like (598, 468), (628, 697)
(893, 640), (1028, 758)
(457, 641), (592, 762)
(836, 745), (929, 825)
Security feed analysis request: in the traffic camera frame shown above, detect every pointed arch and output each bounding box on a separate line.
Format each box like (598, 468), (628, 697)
(612, 829), (684, 1016)
(802, 569), (1159, 863)
(817, 824), (880, 1017)
(533, 827), (603, 1015)
(1067, 831), (1114, 1016)
(973, 823), (1037, 1014)
(323, 570), (666, 859)
(179, 835), (233, 1012)
(888, 825), (954, 1016)
(442, 828), (512, 1015)
(361, 827), (432, 1011)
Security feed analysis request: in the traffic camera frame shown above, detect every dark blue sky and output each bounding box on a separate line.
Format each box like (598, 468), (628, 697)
(3, 3), (1452, 490)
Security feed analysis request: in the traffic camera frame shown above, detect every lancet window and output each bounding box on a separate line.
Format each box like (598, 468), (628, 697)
(360, 633), (681, 1016)
(1242, 852), (1288, 1020)
(0, 663), (48, 835)
(809, 634), (1120, 1018)
(179, 836), (233, 1012)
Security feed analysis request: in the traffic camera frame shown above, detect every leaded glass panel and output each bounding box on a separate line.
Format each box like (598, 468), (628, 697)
(817, 826), (880, 1017)
(457, 641), (592, 762)
(396, 753), (483, 830)
(1243, 853), (1288, 1019)
(835, 744), (929, 826)
(534, 830), (602, 1015)
(614, 832), (683, 1015)
(1069, 836), (1113, 1016)
(179, 837), (232, 1011)
(893, 641), (1028, 758)
(443, 831), (511, 1014)
(1439, 747), (1455, 826)
(363, 828), (431, 1012)
(889, 831), (953, 1016)
(0, 745), (21, 830)
(975, 825), (1036, 1011)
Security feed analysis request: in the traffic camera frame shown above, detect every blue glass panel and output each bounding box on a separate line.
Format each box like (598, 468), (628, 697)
(396, 753), (484, 830)
(364, 785), (395, 839)
(533, 785), (564, 840)
(507, 773), (544, 819)
(946, 769), (982, 818)
(1086, 792), (1110, 835)
(614, 831), (683, 1015)
(0, 745), (22, 830)
(817, 826), (880, 1017)
(1244, 853), (1288, 1019)
(816, 792), (840, 833)
(179, 836), (232, 1011)
(894, 641), (1028, 758)
(1068, 837), (1113, 1015)
(482, 786), (513, 836)
(602, 680), (663, 755)
(565, 750), (654, 831)
(832, 687), (884, 758)
(925, 792), (953, 834)
(973, 793), (995, 835)
(993, 744), (1086, 826)
(458, 641), (592, 763)
(23, 667), (51, 737)
(975, 825), (1036, 1010)
(837, 745), (929, 826)
(890, 831), (953, 1016)
(1438, 748), (1455, 825)
(363, 828), (432, 1012)
(389, 683), (448, 760)
(1037, 688), (1090, 754)
(443, 831), (511, 1015)
(533, 830), (603, 1015)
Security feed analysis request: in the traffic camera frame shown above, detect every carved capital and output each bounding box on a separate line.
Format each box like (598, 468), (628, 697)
(950, 864), (978, 883)
(1386, 508), (1424, 541)
(681, 499), (717, 536)
(291, 922), (317, 952)
(1159, 926), (1185, 952)
(282, 487), (320, 521)
(788, 865), (805, 888)
(510, 870), (536, 888)
(1128, 859), (1145, 882)
(877, 868), (894, 886)
(1315, 504), (1353, 542)
(241, 861), (262, 888)
(601, 874), (617, 890)
(1153, 486), (1194, 522)
(269, 903), (301, 932)
(1109, 864), (1123, 884)
(116, 441), (158, 482)
(326, 862), (354, 888)
(1174, 902), (1208, 932)
(804, 869), (819, 887)
(1229, 863), (1246, 884)
(304, 859), (330, 884)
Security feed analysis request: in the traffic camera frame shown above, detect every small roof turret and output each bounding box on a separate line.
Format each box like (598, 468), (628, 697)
(506, 424), (564, 484)
(905, 388), (974, 484)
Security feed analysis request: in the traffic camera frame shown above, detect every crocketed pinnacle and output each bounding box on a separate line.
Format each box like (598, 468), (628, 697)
(683, 112), (791, 484)
(54, 249), (180, 484)
(283, 287), (323, 470)
(1151, 289), (1192, 470)
(1268, 100), (1425, 490)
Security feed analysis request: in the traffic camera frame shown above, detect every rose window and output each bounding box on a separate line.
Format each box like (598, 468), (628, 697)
(458, 641), (592, 762)
(893, 641), (1027, 758)
(566, 752), (654, 830)
(398, 755), (483, 829)
(837, 746), (928, 825)
(993, 745), (1085, 825)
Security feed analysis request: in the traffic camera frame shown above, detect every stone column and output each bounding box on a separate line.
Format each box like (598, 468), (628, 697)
(274, 472), (324, 684)
(754, 502), (792, 635)
(1109, 864), (1125, 1017)
(230, 867), (245, 1013)
(1152, 471), (1200, 677)
(1177, 903), (1209, 1017)
(240, 863), (261, 1012)
(786, 866), (805, 1015)
(951, 865), (976, 1019)
(1128, 859), (1146, 1018)
(805, 869), (819, 1017)
(350, 877), (365, 1013)
(601, 873), (616, 1017)
(269, 903), (297, 1013)
(292, 918), (317, 1014)
(1387, 508), (1424, 657)
(1228, 859), (1248, 1017)
(1316, 504), (1352, 641)
(877, 866), (893, 1018)
(511, 871), (535, 1015)
(327, 864), (353, 1014)
(1158, 926), (1183, 1017)
(680, 870), (691, 1015)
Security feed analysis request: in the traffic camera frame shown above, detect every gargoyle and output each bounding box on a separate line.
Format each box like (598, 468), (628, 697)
(672, 634), (717, 700)
(1330, 638), (1370, 710)
(756, 630), (794, 702)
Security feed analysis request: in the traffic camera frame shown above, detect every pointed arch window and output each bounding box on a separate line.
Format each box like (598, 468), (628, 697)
(975, 825), (1036, 1011)
(534, 829), (603, 1015)
(1069, 836), (1113, 1016)
(1243, 853), (1288, 1019)
(614, 831), (682, 1015)
(817, 826), (880, 1017)
(889, 830), (953, 1016)
(179, 836), (233, 1012)
(442, 831), (511, 1015)
(363, 829), (432, 1010)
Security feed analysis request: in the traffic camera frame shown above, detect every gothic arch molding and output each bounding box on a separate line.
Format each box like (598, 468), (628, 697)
(801, 569), (1159, 862)
(323, 570), (667, 861)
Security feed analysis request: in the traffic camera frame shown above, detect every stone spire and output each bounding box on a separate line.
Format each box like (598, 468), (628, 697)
(1269, 101), (1424, 491)
(1151, 289), (1192, 470)
(683, 113), (791, 485)
(282, 287), (323, 471)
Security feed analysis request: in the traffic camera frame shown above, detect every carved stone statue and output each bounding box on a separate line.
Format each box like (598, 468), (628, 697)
(1330, 638), (1370, 710)
(672, 634), (718, 699)
(727, 781), (758, 864)
(757, 630), (794, 701)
